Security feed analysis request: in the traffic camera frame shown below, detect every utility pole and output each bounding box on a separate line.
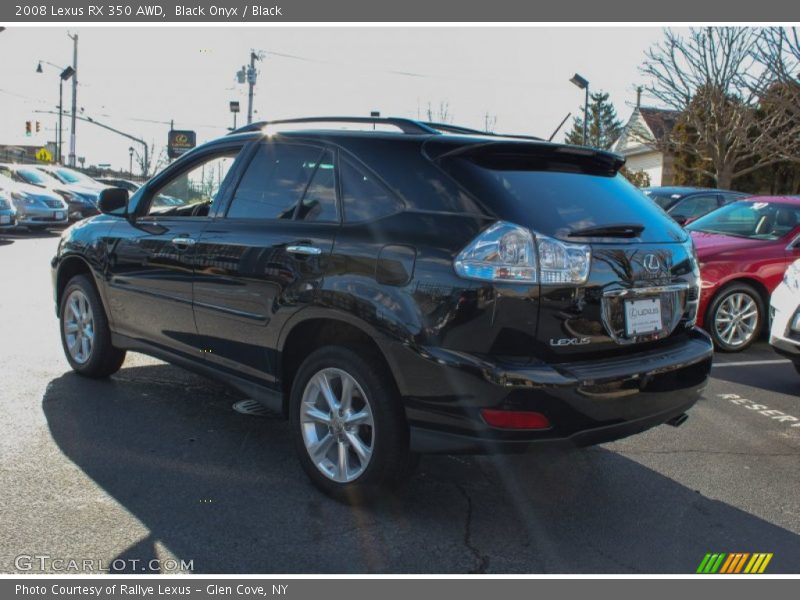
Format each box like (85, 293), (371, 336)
(246, 51), (258, 125)
(68, 32), (78, 167)
(58, 79), (64, 163)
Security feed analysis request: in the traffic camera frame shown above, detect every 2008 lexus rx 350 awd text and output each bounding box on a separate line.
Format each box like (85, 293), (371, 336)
(51, 117), (713, 501)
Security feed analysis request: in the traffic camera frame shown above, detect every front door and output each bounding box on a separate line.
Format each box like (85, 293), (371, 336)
(105, 146), (245, 357)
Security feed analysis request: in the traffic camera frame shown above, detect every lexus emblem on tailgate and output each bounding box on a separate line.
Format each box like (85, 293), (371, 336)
(643, 254), (661, 272)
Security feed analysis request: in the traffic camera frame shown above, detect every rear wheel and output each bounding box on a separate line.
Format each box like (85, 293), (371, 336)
(289, 346), (410, 503)
(59, 274), (126, 377)
(707, 283), (764, 352)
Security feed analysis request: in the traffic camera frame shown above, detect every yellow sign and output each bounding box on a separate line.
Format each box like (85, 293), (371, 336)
(35, 148), (53, 162)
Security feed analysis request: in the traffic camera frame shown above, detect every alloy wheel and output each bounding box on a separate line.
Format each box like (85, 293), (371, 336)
(300, 367), (375, 483)
(714, 292), (759, 348)
(63, 289), (95, 364)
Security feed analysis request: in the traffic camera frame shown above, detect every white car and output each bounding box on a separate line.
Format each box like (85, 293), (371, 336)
(769, 258), (800, 373)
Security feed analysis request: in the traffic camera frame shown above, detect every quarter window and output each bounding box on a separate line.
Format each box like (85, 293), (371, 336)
(340, 157), (402, 222)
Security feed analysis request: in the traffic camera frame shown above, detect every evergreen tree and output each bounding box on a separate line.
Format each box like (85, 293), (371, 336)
(565, 91), (623, 149)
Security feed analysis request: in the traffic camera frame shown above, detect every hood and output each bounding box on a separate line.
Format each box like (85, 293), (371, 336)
(4, 180), (63, 201)
(690, 230), (774, 258)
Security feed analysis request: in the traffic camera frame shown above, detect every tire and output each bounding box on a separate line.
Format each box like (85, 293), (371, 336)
(289, 345), (410, 503)
(706, 282), (765, 352)
(59, 274), (126, 378)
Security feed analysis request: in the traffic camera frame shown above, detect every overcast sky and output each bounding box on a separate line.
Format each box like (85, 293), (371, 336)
(0, 27), (675, 172)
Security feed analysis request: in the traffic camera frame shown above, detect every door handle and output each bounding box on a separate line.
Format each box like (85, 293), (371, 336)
(286, 245), (322, 256)
(171, 237), (196, 247)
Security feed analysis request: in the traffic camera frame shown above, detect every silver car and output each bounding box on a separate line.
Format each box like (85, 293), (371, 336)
(0, 189), (17, 230)
(0, 173), (68, 230)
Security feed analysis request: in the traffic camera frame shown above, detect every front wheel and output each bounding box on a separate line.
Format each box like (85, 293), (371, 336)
(707, 283), (764, 352)
(289, 346), (410, 503)
(59, 274), (126, 377)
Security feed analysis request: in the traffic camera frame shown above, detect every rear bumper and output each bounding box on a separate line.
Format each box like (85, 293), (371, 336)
(389, 328), (713, 453)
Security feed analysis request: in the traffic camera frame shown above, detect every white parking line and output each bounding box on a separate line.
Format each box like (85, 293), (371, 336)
(712, 359), (791, 368)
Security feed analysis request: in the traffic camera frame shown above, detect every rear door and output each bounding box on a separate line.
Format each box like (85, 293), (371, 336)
(192, 141), (339, 385)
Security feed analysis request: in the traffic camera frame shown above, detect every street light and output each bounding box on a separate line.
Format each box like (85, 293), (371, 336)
(129, 147), (134, 177)
(36, 61), (74, 164)
(569, 73), (589, 146)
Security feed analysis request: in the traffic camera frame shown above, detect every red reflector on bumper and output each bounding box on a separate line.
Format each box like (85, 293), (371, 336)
(480, 409), (551, 430)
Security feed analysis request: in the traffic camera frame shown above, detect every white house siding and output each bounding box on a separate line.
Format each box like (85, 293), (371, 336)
(625, 151), (664, 186)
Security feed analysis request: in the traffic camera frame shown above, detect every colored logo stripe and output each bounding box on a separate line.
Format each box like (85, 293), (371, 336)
(697, 553), (773, 574)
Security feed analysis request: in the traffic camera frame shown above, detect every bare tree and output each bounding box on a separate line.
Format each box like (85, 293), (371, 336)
(639, 27), (799, 188)
(424, 101), (453, 124)
(133, 143), (168, 179)
(751, 27), (800, 124)
(483, 112), (497, 133)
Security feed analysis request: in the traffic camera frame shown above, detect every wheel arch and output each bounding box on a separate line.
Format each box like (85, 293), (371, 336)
(55, 255), (96, 310)
(278, 311), (402, 413)
(705, 276), (770, 322)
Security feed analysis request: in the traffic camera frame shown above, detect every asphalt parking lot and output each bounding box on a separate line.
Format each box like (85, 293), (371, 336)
(1, 229), (798, 574)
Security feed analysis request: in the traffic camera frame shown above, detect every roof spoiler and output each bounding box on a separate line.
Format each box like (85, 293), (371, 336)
(427, 140), (626, 175)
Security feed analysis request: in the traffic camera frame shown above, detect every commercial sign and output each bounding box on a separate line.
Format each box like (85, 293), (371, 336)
(167, 129), (196, 159)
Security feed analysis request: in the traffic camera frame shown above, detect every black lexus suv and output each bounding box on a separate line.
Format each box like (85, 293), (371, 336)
(52, 117), (713, 500)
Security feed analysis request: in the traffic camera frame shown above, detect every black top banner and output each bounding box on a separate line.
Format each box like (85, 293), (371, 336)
(1, 0), (795, 22)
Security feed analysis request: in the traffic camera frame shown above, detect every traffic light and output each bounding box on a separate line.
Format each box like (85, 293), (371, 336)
(25, 121), (31, 136)
(35, 121), (40, 133)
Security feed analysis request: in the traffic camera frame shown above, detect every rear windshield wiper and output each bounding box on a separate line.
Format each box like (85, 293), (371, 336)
(567, 223), (645, 238)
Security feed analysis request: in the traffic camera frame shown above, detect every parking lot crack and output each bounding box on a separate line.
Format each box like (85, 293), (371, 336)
(454, 483), (489, 574)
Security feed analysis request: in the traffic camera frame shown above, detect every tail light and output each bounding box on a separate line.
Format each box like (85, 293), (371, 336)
(454, 221), (591, 285)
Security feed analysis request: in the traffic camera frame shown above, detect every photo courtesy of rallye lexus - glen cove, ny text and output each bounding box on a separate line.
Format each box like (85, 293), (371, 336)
(51, 118), (711, 501)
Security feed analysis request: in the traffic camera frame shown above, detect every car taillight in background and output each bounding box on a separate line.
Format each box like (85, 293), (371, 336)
(454, 220), (591, 285)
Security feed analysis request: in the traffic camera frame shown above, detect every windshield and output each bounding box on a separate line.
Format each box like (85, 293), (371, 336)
(53, 168), (97, 185)
(644, 191), (681, 210)
(17, 168), (59, 187)
(687, 201), (800, 240)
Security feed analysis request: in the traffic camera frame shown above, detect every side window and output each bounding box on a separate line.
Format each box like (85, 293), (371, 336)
(227, 143), (323, 220)
(297, 150), (337, 222)
(340, 156), (402, 222)
(673, 195), (718, 219)
(147, 150), (239, 217)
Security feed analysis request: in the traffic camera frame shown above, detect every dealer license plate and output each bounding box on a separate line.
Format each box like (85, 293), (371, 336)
(624, 298), (662, 336)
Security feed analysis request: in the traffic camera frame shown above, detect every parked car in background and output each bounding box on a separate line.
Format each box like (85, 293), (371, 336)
(96, 177), (141, 194)
(769, 258), (800, 373)
(644, 187), (748, 225)
(0, 163), (99, 221)
(0, 172), (68, 230)
(0, 189), (17, 230)
(686, 197), (800, 351)
(52, 116), (712, 501)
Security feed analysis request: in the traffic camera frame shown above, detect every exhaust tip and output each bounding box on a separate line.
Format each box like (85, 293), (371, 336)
(666, 413), (689, 427)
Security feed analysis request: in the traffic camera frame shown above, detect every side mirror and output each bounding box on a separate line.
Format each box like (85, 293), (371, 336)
(672, 214), (689, 226)
(98, 188), (128, 215)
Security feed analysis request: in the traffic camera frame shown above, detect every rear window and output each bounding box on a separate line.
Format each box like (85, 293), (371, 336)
(439, 155), (685, 243)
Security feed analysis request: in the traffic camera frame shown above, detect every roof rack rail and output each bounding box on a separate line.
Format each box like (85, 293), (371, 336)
(229, 116), (439, 135)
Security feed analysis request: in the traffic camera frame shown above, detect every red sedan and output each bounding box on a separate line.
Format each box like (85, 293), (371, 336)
(686, 196), (800, 351)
